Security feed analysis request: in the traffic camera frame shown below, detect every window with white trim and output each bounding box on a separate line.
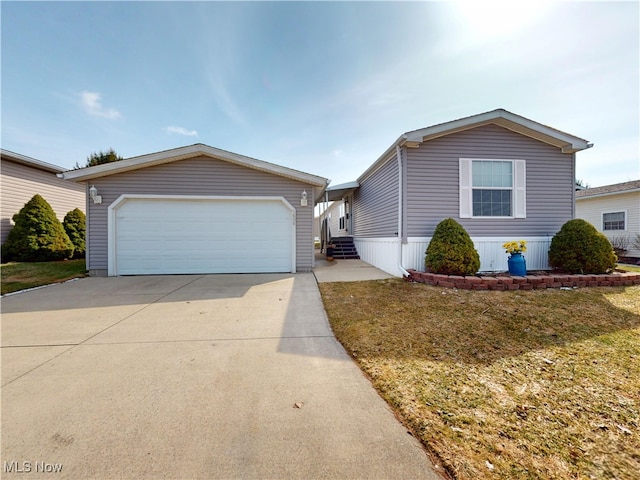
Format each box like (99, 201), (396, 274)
(603, 211), (625, 231)
(459, 158), (526, 218)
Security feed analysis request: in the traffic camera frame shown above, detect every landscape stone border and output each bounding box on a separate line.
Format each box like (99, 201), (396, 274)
(405, 270), (640, 290)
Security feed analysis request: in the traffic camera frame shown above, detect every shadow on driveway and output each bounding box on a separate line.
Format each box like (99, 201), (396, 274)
(1, 274), (443, 479)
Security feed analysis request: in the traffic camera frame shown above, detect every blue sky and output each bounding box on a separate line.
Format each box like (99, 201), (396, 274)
(2, 1), (638, 187)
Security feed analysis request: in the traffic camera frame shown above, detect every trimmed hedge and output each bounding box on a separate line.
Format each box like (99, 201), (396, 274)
(548, 219), (617, 274)
(425, 218), (480, 276)
(1, 194), (74, 262)
(63, 208), (86, 259)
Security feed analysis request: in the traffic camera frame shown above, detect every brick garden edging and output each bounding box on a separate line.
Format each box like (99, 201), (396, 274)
(405, 269), (640, 290)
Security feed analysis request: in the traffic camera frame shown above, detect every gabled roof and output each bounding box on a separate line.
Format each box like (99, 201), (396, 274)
(576, 180), (640, 199)
(0, 149), (66, 174)
(359, 108), (592, 182)
(59, 143), (329, 188)
(404, 109), (592, 153)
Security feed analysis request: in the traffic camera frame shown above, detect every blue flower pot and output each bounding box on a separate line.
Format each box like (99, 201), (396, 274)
(508, 252), (527, 276)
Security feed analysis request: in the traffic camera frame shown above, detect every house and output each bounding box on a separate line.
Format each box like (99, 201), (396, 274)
(60, 144), (328, 276)
(321, 109), (592, 276)
(1, 149), (85, 245)
(576, 180), (640, 259)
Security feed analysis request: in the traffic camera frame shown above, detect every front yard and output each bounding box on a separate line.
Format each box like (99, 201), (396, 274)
(319, 280), (640, 480)
(1, 259), (87, 295)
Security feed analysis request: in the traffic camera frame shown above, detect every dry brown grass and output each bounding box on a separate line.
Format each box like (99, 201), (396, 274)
(319, 280), (640, 480)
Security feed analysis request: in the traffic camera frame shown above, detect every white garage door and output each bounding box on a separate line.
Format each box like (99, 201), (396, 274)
(112, 197), (294, 275)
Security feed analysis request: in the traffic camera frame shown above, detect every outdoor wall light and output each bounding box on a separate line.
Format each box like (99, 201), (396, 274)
(301, 190), (308, 207)
(89, 185), (102, 204)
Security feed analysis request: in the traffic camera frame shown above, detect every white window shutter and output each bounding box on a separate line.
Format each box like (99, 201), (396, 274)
(514, 159), (526, 218)
(459, 158), (472, 218)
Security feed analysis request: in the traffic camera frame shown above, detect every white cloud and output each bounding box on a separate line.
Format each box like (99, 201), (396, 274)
(79, 91), (121, 119)
(206, 71), (249, 128)
(164, 126), (199, 137)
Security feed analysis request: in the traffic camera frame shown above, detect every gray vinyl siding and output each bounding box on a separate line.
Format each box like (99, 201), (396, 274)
(1, 159), (85, 244)
(406, 124), (575, 237)
(353, 153), (399, 237)
(85, 156), (316, 272)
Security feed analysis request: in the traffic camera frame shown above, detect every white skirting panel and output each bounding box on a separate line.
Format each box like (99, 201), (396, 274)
(353, 237), (401, 277)
(356, 236), (553, 277)
(404, 236), (552, 273)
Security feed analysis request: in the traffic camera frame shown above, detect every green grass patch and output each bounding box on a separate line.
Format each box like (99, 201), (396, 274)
(618, 263), (640, 273)
(1, 259), (87, 295)
(319, 280), (640, 480)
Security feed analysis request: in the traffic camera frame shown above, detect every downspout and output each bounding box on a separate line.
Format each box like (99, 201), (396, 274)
(396, 145), (410, 278)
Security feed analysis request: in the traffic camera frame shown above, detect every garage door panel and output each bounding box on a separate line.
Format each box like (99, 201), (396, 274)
(114, 198), (294, 275)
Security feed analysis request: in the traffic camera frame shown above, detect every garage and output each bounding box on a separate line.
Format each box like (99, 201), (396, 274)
(60, 144), (327, 276)
(110, 195), (295, 275)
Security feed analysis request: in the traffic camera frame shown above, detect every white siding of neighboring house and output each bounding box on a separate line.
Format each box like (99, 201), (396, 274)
(576, 191), (640, 258)
(1, 158), (85, 244)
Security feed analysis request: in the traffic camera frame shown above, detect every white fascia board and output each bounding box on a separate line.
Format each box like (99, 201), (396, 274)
(357, 134), (408, 183)
(404, 109), (591, 153)
(197, 145), (328, 186)
(576, 188), (640, 200)
(60, 144), (329, 187)
(59, 144), (206, 181)
(355, 109), (591, 187)
(1, 149), (65, 173)
(327, 180), (360, 190)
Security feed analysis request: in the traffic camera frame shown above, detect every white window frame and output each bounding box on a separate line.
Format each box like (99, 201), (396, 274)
(602, 210), (626, 231)
(338, 202), (346, 229)
(459, 158), (526, 219)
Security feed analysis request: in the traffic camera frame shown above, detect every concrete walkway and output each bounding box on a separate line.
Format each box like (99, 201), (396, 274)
(313, 252), (394, 283)
(1, 274), (442, 479)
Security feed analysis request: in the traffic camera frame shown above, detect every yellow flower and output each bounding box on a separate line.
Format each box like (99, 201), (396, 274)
(502, 240), (527, 254)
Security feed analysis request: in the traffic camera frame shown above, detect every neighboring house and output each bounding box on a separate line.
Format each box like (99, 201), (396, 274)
(60, 144), (328, 276)
(576, 180), (640, 258)
(322, 109), (592, 276)
(1, 149), (85, 245)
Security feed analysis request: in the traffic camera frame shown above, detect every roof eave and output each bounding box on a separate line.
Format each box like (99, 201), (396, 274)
(404, 109), (592, 153)
(1, 149), (65, 174)
(60, 144), (328, 187)
(324, 180), (360, 202)
(577, 188), (640, 199)
(357, 109), (591, 184)
(357, 134), (408, 183)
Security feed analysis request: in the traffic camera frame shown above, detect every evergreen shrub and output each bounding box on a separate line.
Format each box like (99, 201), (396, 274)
(63, 208), (86, 258)
(548, 219), (617, 274)
(1, 194), (74, 262)
(425, 218), (480, 276)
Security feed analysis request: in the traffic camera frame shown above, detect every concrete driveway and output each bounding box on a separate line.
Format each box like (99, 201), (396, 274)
(1, 274), (442, 479)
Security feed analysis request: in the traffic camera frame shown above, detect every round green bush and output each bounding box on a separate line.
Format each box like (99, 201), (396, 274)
(1, 194), (74, 262)
(63, 208), (86, 258)
(426, 218), (480, 275)
(548, 219), (617, 274)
